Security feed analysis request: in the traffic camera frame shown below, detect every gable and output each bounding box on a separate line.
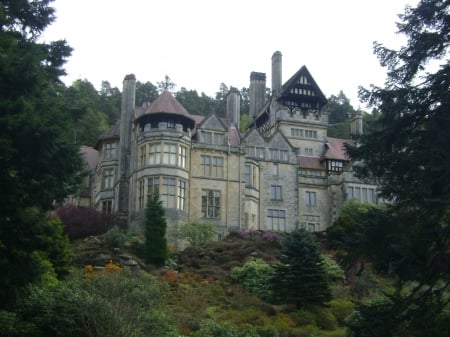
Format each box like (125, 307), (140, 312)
(243, 128), (266, 146)
(267, 130), (293, 150)
(198, 114), (227, 132)
(278, 66), (327, 112)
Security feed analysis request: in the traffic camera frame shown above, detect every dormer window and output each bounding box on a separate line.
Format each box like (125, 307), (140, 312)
(103, 143), (116, 160)
(327, 160), (344, 173)
(202, 131), (225, 145)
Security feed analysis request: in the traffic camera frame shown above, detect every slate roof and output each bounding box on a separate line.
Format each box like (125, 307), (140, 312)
(322, 137), (354, 161)
(135, 90), (195, 122)
(80, 145), (99, 171)
(298, 156), (325, 170)
(97, 122), (120, 141)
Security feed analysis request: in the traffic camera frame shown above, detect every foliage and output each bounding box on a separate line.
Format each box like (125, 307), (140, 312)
(0, 268), (175, 337)
(0, 0), (86, 307)
(62, 79), (110, 146)
(135, 80), (158, 107)
(326, 200), (378, 266)
(322, 255), (345, 284)
(143, 192), (168, 266)
(56, 205), (118, 240)
(345, 0), (450, 334)
(231, 259), (275, 300)
(176, 87), (215, 115)
(157, 74), (176, 92)
(176, 221), (216, 247)
(0, 207), (72, 308)
(270, 228), (332, 308)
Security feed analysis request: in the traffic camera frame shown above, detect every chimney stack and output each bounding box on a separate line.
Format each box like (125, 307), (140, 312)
(227, 87), (240, 130)
(271, 51), (282, 97)
(249, 72), (266, 120)
(118, 74), (136, 213)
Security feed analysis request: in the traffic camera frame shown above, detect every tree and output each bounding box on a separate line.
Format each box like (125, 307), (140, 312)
(143, 192), (168, 267)
(175, 88), (214, 115)
(270, 228), (332, 308)
(99, 80), (121, 125)
(346, 0), (450, 335)
(62, 79), (110, 146)
(0, 0), (84, 308)
(135, 80), (158, 107)
(157, 75), (176, 93)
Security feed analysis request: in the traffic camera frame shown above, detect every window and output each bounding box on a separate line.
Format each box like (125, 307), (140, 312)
(103, 143), (116, 160)
(101, 200), (112, 214)
(304, 148), (313, 156)
(139, 145), (146, 168)
(267, 209), (286, 231)
(347, 186), (377, 204)
(291, 128), (304, 137)
(246, 146), (265, 159)
(273, 163), (278, 176)
(149, 143), (161, 164)
(201, 155), (223, 178)
(178, 146), (187, 168)
(148, 177), (160, 196)
(138, 179), (145, 209)
(328, 160), (344, 172)
(244, 164), (258, 188)
(271, 185), (282, 200)
(214, 133), (225, 145)
(160, 177), (176, 208)
(163, 143), (177, 165)
(147, 176), (186, 210)
(177, 180), (186, 210)
(202, 190), (220, 218)
(305, 191), (317, 207)
(305, 129), (317, 139)
(203, 131), (212, 144)
(269, 148), (289, 162)
(102, 168), (114, 189)
(244, 165), (251, 186)
(300, 215), (320, 231)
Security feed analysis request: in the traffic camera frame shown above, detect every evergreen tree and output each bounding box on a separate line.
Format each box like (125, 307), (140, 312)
(346, 0), (450, 335)
(143, 192), (168, 267)
(0, 0), (84, 308)
(271, 228), (332, 308)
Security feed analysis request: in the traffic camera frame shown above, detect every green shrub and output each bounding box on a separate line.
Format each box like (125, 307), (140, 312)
(177, 222), (216, 247)
(311, 307), (338, 330)
(230, 259), (274, 300)
(103, 226), (128, 247)
(328, 299), (354, 324)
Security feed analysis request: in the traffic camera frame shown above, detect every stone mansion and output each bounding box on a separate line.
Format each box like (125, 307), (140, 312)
(80, 51), (378, 239)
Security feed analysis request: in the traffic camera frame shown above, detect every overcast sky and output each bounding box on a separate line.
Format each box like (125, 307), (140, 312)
(41, 0), (417, 109)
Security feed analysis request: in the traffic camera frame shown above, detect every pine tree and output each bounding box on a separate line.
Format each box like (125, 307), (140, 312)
(143, 192), (168, 267)
(271, 228), (332, 308)
(346, 0), (450, 335)
(0, 0), (84, 308)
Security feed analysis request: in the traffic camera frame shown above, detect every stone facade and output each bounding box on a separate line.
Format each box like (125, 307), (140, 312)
(90, 51), (378, 238)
